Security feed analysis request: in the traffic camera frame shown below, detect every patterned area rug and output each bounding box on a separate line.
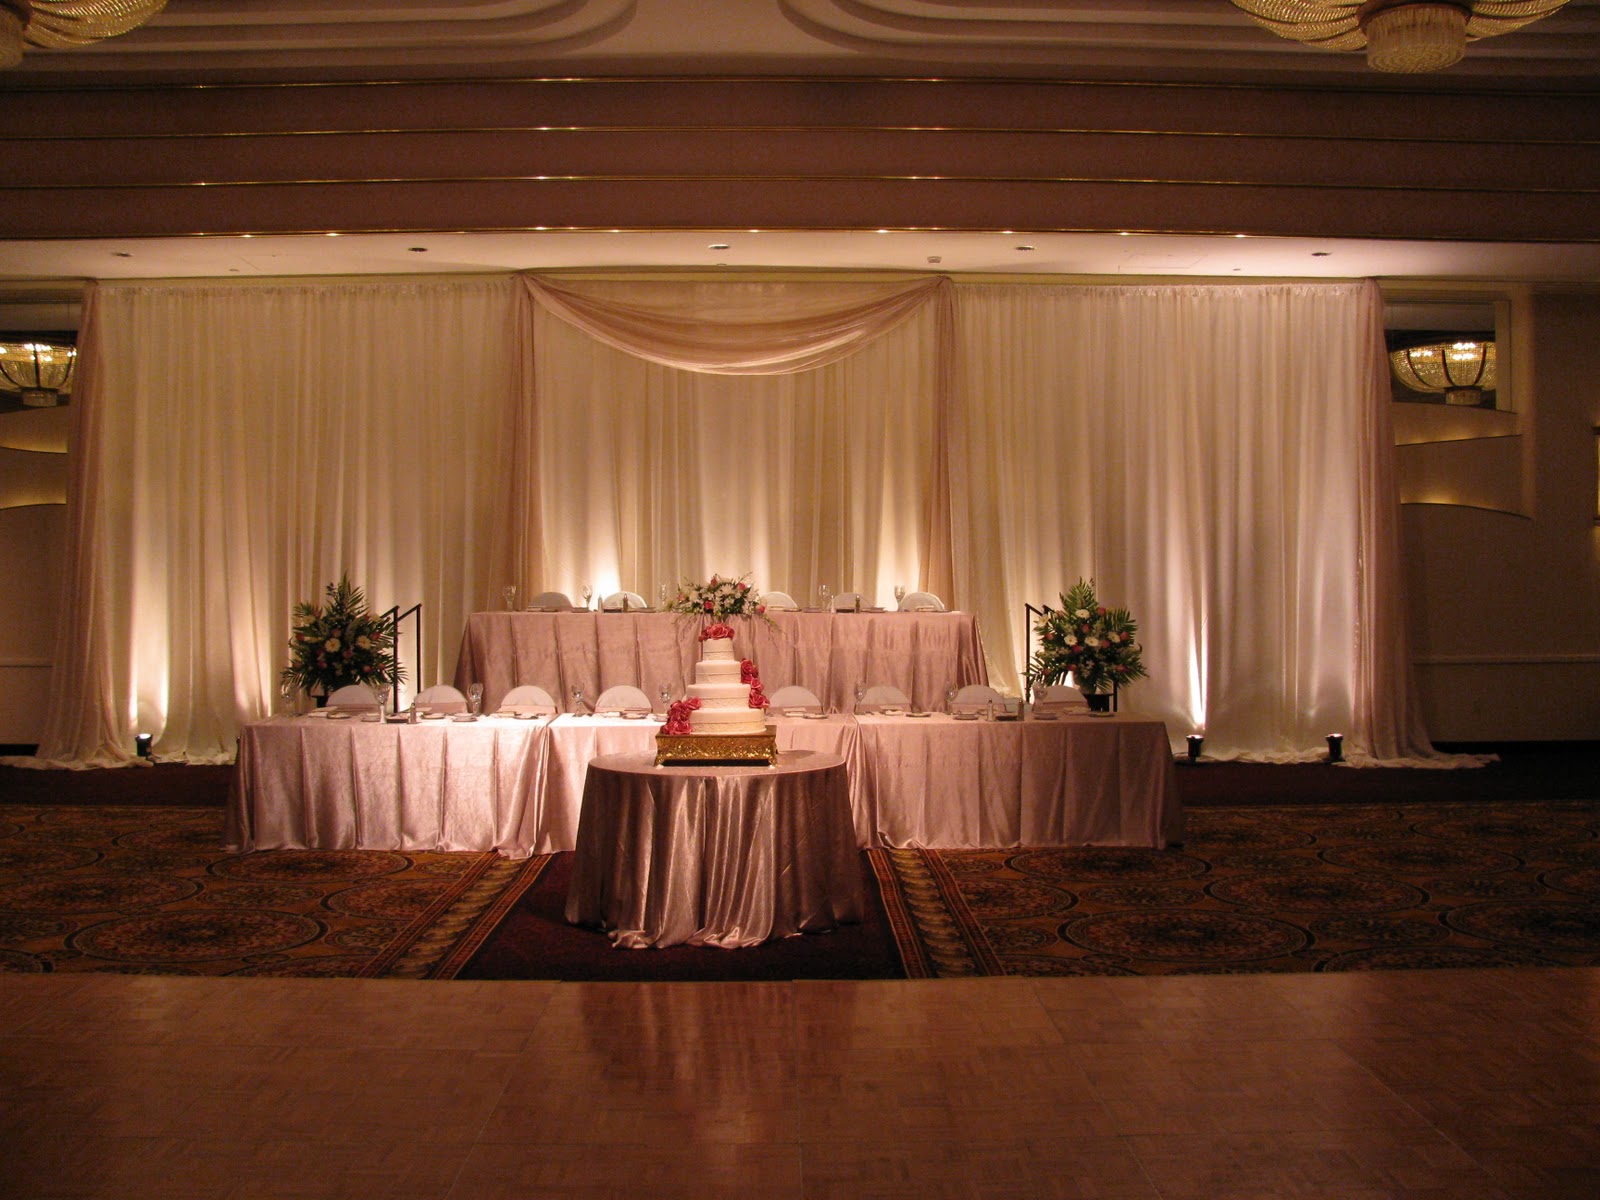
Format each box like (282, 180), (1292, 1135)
(874, 800), (1600, 977)
(0, 805), (548, 978)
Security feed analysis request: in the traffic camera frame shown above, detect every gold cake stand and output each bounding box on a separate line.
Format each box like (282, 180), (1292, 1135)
(655, 729), (778, 765)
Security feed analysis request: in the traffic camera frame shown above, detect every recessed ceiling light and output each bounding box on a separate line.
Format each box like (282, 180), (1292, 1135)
(927, 255), (942, 265)
(1312, 251), (1331, 257)
(325, 232), (341, 238)
(111, 251), (132, 258)
(708, 243), (730, 251)
(1233, 233), (1249, 239)
(408, 246), (428, 253)
(1016, 244), (1036, 252)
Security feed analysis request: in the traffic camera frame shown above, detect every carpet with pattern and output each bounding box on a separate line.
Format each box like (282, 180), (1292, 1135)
(876, 799), (1600, 977)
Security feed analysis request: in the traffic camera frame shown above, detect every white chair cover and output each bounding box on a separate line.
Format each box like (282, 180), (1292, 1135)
(527, 590), (572, 610)
(859, 683), (910, 710)
(768, 684), (822, 711)
(324, 683), (379, 709)
(600, 591), (648, 611)
(413, 684), (467, 713)
(954, 684), (1005, 705)
(762, 591), (799, 610)
(500, 684), (556, 713)
(830, 591), (862, 612)
(594, 684), (652, 711)
(1032, 683), (1087, 708)
(898, 591), (945, 611)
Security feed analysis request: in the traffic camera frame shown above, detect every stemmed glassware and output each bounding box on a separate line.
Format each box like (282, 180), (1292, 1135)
(945, 686), (958, 714)
(658, 583), (670, 610)
(466, 682), (483, 716)
(571, 686), (586, 714)
(279, 679), (298, 715)
(819, 583), (831, 610)
(580, 583), (593, 610)
(658, 685), (672, 712)
(502, 585), (517, 611)
(375, 682), (392, 718)
(854, 682), (868, 712)
(894, 583), (907, 606)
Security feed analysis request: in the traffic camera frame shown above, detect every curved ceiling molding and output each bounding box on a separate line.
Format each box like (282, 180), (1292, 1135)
(778, 0), (1599, 78)
(0, 406), (71, 454)
(0, 445), (67, 508)
(22, 0), (636, 68)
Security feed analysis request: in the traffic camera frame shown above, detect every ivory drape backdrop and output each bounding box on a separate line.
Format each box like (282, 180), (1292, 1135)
(28, 272), (1438, 767)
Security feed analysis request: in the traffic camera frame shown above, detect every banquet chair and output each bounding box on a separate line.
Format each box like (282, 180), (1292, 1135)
(324, 683), (379, 709)
(594, 684), (652, 712)
(830, 591), (863, 612)
(601, 591), (649, 612)
(898, 591), (945, 611)
(500, 684), (556, 713)
(953, 683), (1010, 715)
(858, 683), (911, 712)
(526, 590), (571, 610)
(762, 591), (799, 610)
(1032, 684), (1087, 709)
(413, 684), (467, 713)
(768, 684), (823, 712)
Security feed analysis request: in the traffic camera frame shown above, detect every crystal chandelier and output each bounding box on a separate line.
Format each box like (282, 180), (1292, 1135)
(1389, 339), (1496, 405)
(0, 1), (166, 69)
(1230, 1), (1571, 73)
(0, 338), (76, 408)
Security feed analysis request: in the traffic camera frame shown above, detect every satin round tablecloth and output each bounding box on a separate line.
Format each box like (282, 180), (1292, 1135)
(564, 750), (862, 950)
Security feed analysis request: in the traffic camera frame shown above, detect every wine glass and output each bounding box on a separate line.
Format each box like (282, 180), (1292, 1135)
(945, 686), (958, 714)
(658, 685), (672, 713)
(658, 583), (671, 609)
(854, 682), (867, 712)
(571, 686), (586, 714)
(502, 585), (517, 611)
(375, 682), (392, 718)
(819, 583), (831, 610)
(894, 583), (907, 605)
(580, 582), (593, 610)
(279, 679), (298, 715)
(466, 682), (483, 715)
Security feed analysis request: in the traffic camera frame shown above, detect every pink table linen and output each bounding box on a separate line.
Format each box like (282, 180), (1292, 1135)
(453, 610), (988, 714)
(564, 750), (862, 949)
(226, 714), (556, 858)
(851, 711), (1182, 849)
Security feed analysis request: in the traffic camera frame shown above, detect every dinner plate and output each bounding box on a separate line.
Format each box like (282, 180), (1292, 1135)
(327, 711), (352, 720)
(420, 712), (445, 720)
(802, 712), (829, 720)
(907, 711), (932, 718)
(1032, 712), (1058, 721)
(881, 707), (905, 716)
(1089, 711), (1115, 718)
(622, 711), (648, 720)
(952, 712), (979, 721)
(450, 714), (477, 722)
(513, 712), (539, 720)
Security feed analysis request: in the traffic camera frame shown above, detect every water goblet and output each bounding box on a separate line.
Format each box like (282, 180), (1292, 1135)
(894, 583), (907, 605)
(854, 682), (867, 712)
(659, 685), (672, 712)
(945, 686), (958, 714)
(502, 585), (517, 611)
(279, 679), (298, 715)
(580, 583), (593, 610)
(467, 682), (483, 715)
(571, 686), (586, 714)
(819, 583), (831, 610)
(375, 683), (392, 717)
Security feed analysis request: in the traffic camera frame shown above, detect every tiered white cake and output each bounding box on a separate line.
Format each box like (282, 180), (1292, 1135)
(685, 636), (768, 735)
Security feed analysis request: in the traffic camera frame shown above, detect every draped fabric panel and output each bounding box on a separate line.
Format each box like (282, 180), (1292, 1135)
(954, 280), (1432, 762)
(506, 277), (954, 618)
(33, 276), (520, 765)
(22, 271), (1438, 768)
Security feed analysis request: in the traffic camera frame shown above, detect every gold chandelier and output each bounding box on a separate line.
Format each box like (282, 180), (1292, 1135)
(1389, 339), (1496, 404)
(0, 338), (76, 408)
(0, 1), (166, 69)
(1230, 1), (1571, 73)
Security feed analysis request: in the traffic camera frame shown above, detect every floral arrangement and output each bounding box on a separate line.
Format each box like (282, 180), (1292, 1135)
(662, 696), (701, 735)
(741, 659), (770, 709)
(668, 574), (771, 623)
(280, 574), (401, 696)
(1027, 578), (1147, 697)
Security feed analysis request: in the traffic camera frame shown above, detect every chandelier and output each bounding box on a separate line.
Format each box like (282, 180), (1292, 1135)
(0, 1), (166, 69)
(0, 338), (76, 408)
(1229, 1), (1571, 73)
(1389, 339), (1496, 405)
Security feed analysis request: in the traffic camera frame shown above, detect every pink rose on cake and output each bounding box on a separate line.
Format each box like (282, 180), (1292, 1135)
(663, 696), (701, 735)
(702, 622), (736, 642)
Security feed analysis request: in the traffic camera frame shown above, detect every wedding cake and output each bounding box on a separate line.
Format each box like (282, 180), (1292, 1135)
(657, 621), (775, 763)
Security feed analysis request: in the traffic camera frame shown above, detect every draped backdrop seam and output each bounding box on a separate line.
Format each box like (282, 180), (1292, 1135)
(21, 272), (1439, 768)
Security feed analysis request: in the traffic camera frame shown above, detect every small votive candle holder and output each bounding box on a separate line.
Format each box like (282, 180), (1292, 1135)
(1186, 734), (1204, 763)
(135, 733), (152, 758)
(1326, 733), (1344, 764)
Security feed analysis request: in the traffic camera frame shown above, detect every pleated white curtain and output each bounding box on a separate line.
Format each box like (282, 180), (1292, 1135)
(34, 276), (520, 765)
(954, 280), (1434, 762)
(24, 270), (1436, 768)
(506, 276), (954, 613)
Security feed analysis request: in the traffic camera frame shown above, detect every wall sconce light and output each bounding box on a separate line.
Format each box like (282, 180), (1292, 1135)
(1186, 734), (1204, 764)
(135, 733), (152, 758)
(1326, 733), (1344, 764)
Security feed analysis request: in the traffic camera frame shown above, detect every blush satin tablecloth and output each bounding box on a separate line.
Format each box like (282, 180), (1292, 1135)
(226, 710), (1180, 859)
(452, 609), (988, 715)
(564, 750), (862, 949)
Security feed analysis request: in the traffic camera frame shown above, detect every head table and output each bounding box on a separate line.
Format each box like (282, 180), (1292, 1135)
(227, 708), (1180, 857)
(452, 608), (989, 715)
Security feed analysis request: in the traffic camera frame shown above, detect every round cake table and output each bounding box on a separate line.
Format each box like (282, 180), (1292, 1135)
(564, 749), (862, 949)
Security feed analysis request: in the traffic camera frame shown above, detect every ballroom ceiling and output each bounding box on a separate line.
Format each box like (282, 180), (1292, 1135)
(3, 0), (1599, 287)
